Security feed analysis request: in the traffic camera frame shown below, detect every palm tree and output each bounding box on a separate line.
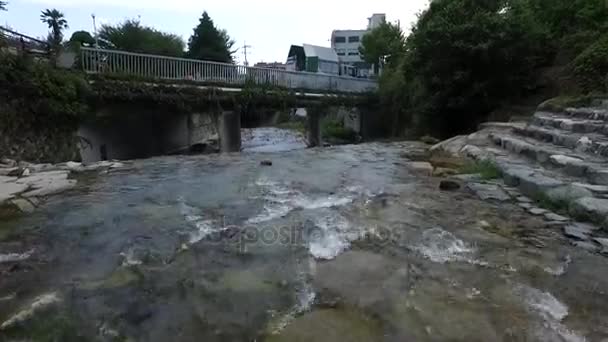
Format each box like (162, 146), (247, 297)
(40, 9), (68, 48)
(0, 1), (7, 11)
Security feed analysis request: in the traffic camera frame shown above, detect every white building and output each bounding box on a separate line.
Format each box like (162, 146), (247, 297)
(331, 13), (386, 77)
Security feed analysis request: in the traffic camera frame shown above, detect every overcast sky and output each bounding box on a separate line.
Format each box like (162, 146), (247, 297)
(2, 0), (430, 64)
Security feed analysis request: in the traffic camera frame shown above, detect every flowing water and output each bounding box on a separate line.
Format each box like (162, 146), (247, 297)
(1, 128), (608, 341)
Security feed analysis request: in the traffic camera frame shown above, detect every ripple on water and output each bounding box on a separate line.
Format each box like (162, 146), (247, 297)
(411, 228), (487, 266)
(246, 178), (355, 225)
(0, 250), (33, 263)
(308, 211), (359, 260)
(515, 285), (586, 342)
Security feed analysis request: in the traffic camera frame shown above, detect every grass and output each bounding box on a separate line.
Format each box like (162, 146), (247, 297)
(459, 159), (502, 180)
(322, 119), (358, 142)
(276, 120), (306, 133)
(530, 192), (572, 214)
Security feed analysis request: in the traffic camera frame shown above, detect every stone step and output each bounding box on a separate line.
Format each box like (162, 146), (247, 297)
(563, 107), (608, 121)
(513, 125), (608, 158)
(462, 143), (608, 228)
(489, 133), (608, 185)
(533, 112), (608, 135)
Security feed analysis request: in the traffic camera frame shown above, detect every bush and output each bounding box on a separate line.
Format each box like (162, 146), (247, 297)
(573, 35), (608, 93)
(0, 53), (90, 162)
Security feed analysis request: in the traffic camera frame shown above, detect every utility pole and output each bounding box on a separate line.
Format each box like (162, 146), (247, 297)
(242, 41), (252, 66)
(91, 13), (99, 48)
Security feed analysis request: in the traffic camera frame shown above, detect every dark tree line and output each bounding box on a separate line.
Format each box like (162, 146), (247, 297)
(360, 0), (608, 138)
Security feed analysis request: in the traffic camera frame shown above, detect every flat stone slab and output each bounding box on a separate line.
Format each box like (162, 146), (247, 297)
(21, 179), (76, 198)
(563, 223), (597, 241)
(517, 196), (532, 203)
(11, 198), (35, 213)
(572, 182), (608, 194)
(593, 238), (608, 254)
(501, 166), (564, 196)
(544, 212), (569, 222)
(467, 183), (510, 201)
(529, 208), (548, 215)
(406, 162), (433, 176)
(571, 240), (600, 253)
(571, 197), (608, 224)
(0, 182), (29, 203)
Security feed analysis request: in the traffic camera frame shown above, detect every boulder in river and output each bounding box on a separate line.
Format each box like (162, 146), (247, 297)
(439, 179), (461, 191)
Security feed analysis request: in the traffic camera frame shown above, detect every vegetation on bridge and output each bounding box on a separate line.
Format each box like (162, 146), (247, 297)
(0, 52), (90, 162)
(363, 0), (608, 138)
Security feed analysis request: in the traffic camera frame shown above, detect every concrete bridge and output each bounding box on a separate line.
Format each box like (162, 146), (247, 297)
(78, 48), (379, 162)
(80, 47), (377, 94)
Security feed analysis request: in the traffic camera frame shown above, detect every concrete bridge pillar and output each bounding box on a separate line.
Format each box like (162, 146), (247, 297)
(219, 110), (241, 152)
(306, 108), (322, 148)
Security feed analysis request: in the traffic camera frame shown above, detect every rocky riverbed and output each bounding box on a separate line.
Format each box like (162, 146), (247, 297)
(1, 129), (608, 341)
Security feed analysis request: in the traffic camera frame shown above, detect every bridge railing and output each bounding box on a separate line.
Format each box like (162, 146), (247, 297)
(81, 47), (377, 93)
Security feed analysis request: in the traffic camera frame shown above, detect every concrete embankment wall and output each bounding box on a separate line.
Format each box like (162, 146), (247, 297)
(78, 105), (217, 163)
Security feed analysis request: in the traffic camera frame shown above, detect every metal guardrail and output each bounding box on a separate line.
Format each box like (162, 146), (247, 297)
(81, 47), (377, 93)
(0, 27), (51, 55)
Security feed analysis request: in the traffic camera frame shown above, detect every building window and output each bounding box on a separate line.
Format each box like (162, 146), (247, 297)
(348, 36), (360, 43)
(348, 52), (359, 56)
(334, 36), (346, 43)
(337, 52), (345, 56)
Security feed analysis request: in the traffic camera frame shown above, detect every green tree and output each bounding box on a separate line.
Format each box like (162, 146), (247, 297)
(99, 20), (185, 57)
(379, 0), (549, 137)
(359, 22), (405, 71)
(187, 11), (235, 63)
(68, 30), (95, 48)
(40, 9), (68, 49)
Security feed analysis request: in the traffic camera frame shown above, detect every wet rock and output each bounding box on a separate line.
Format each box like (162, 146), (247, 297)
(0, 182), (29, 203)
(0, 158), (16, 167)
(467, 183), (510, 201)
(406, 162), (433, 176)
(570, 197), (608, 225)
(439, 179), (461, 191)
(0, 292), (61, 330)
(517, 196), (532, 203)
(546, 185), (593, 203)
(572, 182), (608, 194)
(433, 167), (457, 177)
(563, 223), (597, 241)
(593, 238), (608, 254)
(420, 135), (440, 145)
(430, 135), (468, 155)
(7, 168), (25, 177)
(502, 167), (563, 195)
(519, 203), (533, 210)
(549, 155), (587, 176)
(528, 207), (548, 216)
(260, 160), (273, 166)
(571, 240), (600, 253)
(544, 212), (569, 222)
(265, 309), (383, 342)
(10, 198), (36, 213)
(0, 167), (19, 176)
(453, 174), (483, 182)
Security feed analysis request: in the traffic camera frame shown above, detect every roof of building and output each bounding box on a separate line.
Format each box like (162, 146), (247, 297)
(303, 44), (339, 63)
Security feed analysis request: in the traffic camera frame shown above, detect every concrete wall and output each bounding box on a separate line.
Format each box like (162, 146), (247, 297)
(78, 105), (217, 163)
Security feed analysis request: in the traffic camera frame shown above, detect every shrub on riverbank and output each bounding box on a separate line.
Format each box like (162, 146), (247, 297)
(0, 52), (90, 162)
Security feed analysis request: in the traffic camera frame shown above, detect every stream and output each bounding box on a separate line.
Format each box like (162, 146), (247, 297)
(1, 128), (607, 341)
